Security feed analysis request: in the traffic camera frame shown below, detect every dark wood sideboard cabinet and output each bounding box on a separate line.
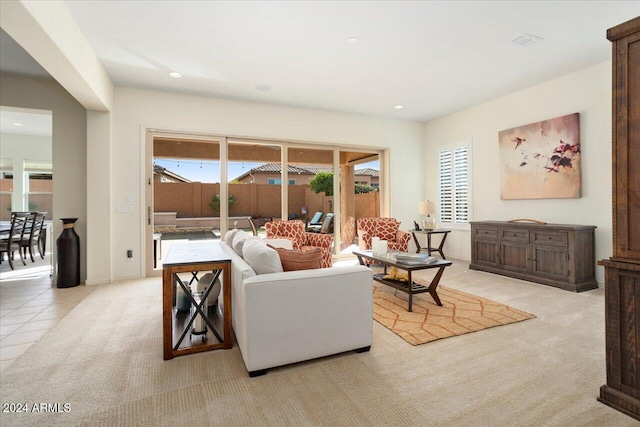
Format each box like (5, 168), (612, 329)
(469, 221), (597, 292)
(598, 16), (640, 421)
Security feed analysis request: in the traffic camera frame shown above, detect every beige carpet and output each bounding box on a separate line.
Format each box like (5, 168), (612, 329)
(373, 282), (535, 345)
(0, 261), (636, 426)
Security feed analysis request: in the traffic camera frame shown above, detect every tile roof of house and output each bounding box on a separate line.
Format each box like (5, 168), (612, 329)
(355, 168), (379, 178)
(234, 163), (379, 180)
(250, 163), (314, 174)
(153, 164), (192, 183)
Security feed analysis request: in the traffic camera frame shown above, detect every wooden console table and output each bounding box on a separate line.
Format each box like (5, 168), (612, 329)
(469, 221), (597, 292)
(410, 229), (451, 258)
(162, 241), (232, 360)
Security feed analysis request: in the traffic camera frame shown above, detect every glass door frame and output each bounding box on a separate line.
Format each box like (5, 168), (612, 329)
(144, 130), (227, 277)
(144, 128), (387, 276)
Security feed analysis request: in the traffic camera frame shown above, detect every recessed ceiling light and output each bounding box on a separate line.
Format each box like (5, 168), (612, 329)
(13, 122), (24, 126)
(169, 71), (182, 78)
(348, 37), (359, 44)
(394, 105), (404, 110)
(256, 84), (271, 91)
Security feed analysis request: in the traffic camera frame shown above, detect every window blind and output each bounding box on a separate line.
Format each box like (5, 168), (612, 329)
(438, 143), (469, 225)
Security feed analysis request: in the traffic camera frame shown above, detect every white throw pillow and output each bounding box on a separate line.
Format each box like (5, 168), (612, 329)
(262, 238), (294, 250)
(224, 229), (239, 246)
(231, 230), (250, 256)
(242, 239), (283, 274)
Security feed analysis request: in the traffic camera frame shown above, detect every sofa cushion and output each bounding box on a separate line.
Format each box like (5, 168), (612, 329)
(263, 238), (294, 250)
(271, 246), (322, 272)
(232, 230), (251, 256)
(224, 229), (239, 246)
(243, 239), (283, 274)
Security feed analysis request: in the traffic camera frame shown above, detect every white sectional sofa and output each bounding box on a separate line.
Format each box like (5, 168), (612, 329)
(220, 232), (373, 377)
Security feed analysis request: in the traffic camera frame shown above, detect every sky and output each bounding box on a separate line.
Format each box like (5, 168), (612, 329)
(154, 158), (379, 183)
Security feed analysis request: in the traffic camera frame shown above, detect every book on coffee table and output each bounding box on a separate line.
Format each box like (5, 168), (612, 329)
(393, 253), (438, 265)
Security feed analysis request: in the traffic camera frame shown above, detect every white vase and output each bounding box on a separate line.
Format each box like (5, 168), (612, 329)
(196, 273), (221, 307)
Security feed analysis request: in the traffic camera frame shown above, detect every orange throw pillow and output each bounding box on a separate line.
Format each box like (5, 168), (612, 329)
(269, 246), (322, 271)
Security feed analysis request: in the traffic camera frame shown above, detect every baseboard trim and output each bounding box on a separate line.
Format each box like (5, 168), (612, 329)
(85, 278), (110, 286)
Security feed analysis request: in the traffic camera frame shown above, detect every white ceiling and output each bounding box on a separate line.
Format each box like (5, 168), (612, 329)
(0, 107), (52, 137)
(4, 1), (640, 122)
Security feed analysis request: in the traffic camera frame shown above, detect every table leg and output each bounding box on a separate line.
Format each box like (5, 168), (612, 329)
(437, 233), (449, 259)
(412, 232), (422, 253)
(163, 267), (174, 360)
(427, 233), (433, 256)
(428, 267), (445, 306)
(222, 267), (233, 349)
(408, 271), (413, 312)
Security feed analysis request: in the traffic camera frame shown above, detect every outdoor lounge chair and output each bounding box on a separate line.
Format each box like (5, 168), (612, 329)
(305, 211), (324, 231)
(308, 213), (334, 234)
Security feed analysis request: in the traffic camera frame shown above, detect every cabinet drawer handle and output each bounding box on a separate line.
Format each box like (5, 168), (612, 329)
(547, 236), (553, 240)
(513, 234), (518, 237)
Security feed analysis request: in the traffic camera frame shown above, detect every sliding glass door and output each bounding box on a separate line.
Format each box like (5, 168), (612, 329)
(227, 140), (282, 232)
(145, 130), (385, 275)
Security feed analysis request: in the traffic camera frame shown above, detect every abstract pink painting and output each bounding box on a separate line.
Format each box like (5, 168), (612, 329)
(499, 113), (581, 200)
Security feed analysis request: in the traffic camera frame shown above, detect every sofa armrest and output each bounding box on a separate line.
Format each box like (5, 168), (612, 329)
(357, 229), (371, 250)
(396, 229), (411, 245)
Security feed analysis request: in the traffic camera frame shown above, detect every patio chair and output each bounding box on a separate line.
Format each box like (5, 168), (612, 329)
(308, 213), (334, 234)
(265, 219), (333, 268)
(305, 211), (324, 231)
(0, 212), (30, 269)
(247, 217), (259, 236)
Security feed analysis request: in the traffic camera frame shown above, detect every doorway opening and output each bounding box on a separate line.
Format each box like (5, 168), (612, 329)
(0, 106), (53, 281)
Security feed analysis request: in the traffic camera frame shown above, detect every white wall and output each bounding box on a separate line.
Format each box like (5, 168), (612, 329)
(0, 133), (52, 212)
(423, 61), (612, 283)
(86, 111), (112, 285)
(0, 73), (88, 281)
(110, 87), (425, 280)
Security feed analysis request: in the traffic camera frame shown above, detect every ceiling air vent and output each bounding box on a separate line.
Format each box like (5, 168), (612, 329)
(511, 33), (544, 47)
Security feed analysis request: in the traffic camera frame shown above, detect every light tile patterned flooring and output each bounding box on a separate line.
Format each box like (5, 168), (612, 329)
(0, 254), (94, 372)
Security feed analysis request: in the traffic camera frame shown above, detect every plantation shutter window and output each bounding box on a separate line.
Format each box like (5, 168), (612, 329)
(438, 141), (471, 226)
(439, 151), (452, 223)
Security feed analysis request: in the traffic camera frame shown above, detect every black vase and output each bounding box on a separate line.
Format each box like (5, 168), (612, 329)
(56, 218), (80, 288)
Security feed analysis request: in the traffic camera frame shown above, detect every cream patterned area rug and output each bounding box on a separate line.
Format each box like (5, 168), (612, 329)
(373, 282), (536, 345)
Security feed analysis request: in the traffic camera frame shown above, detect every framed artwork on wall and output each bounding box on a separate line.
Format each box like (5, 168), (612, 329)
(499, 112), (581, 200)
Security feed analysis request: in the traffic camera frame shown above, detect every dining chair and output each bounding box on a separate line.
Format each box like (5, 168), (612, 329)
(36, 211), (48, 258)
(20, 211), (46, 262)
(0, 212), (30, 269)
